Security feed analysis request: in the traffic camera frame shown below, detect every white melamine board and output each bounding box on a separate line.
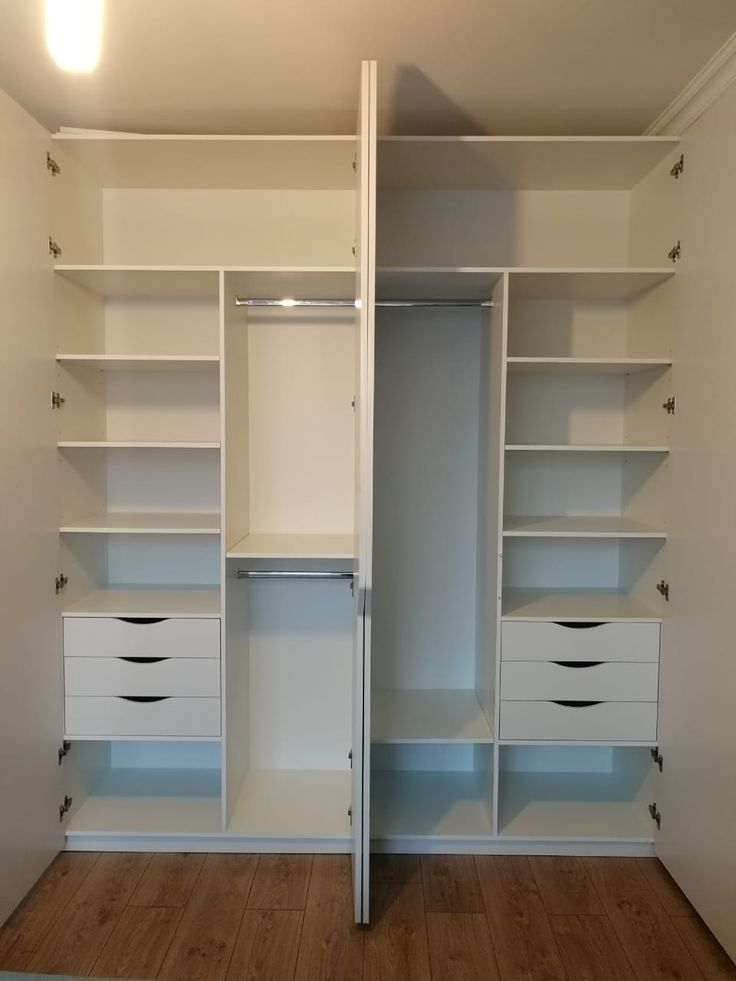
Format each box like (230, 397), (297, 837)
(371, 690), (493, 744)
(503, 515), (665, 538)
(102, 371), (220, 444)
(501, 589), (661, 622)
(64, 657), (220, 698)
(226, 770), (351, 839)
(506, 444), (668, 453)
(507, 358), (671, 375)
(378, 137), (679, 190)
(105, 536), (220, 587)
(227, 533), (354, 559)
(371, 770), (493, 839)
(51, 141), (103, 266)
(55, 266), (220, 298)
(499, 661), (659, 703)
(224, 552), (250, 827)
(376, 268), (501, 300)
(60, 512), (221, 534)
(57, 355), (219, 371)
(507, 297), (629, 360)
(226, 267), (354, 301)
(56, 272), (105, 353)
(223, 288), (250, 550)
(508, 269), (674, 300)
(104, 449), (220, 515)
(62, 586), (221, 617)
(503, 453), (625, 522)
(59, 440), (221, 449)
(503, 538), (622, 591)
(103, 297), (220, 356)
(53, 134), (357, 190)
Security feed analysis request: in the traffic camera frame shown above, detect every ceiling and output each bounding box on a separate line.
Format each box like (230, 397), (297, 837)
(0, 1), (734, 136)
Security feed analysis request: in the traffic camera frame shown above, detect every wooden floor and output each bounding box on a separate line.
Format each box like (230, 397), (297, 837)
(0, 853), (734, 980)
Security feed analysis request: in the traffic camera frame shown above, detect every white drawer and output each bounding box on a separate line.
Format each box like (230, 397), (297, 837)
(500, 661), (659, 702)
(499, 700), (657, 742)
(65, 696), (221, 738)
(63, 617), (220, 660)
(501, 621), (660, 663)
(64, 657), (220, 697)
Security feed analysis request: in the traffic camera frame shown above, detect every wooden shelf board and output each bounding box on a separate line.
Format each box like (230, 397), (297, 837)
(55, 265), (221, 299)
(501, 588), (662, 622)
(371, 770), (493, 839)
(62, 586), (221, 618)
(503, 515), (666, 539)
(371, 689), (493, 744)
(226, 532), (354, 560)
(506, 444), (668, 453)
(60, 512), (221, 535)
(58, 440), (221, 449)
(57, 354), (219, 372)
(507, 357), (671, 375)
(378, 136), (680, 190)
(226, 769), (351, 839)
(53, 132), (356, 189)
(508, 269), (674, 301)
(376, 267), (502, 301)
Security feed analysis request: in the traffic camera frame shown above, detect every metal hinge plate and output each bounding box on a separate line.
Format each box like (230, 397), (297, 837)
(656, 580), (670, 602)
(58, 795), (73, 822)
(48, 237), (62, 258)
(662, 396), (676, 415)
(55, 573), (69, 595)
(347, 806), (352, 827)
(650, 746), (663, 771)
(51, 391), (66, 409)
(58, 740), (71, 765)
(46, 152), (61, 177)
(649, 802), (661, 829)
(670, 154), (685, 179)
(352, 155), (357, 173)
(668, 240), (681, 263)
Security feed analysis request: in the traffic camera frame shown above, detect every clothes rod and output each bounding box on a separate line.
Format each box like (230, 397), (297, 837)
(235, 569), (353, 581)
(234, 297), (494, 308)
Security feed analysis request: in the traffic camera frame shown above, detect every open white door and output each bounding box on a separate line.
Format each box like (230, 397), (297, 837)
(352, 59), (377, 925)
(0, 91), (64, 923)
(655, 82), (736, 962)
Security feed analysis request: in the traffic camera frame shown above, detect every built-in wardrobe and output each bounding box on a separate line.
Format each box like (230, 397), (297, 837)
(1, 59), (735, 956)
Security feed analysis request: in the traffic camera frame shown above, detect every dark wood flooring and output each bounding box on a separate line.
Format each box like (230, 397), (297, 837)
(0, 853), (734, 979)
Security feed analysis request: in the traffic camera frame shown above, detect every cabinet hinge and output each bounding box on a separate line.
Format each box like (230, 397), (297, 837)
(352, 240), (357, 257)
(350, 576), (355, 596)
(650, 746), (663, 772)
(58, 795), (73, 822)
(58, 740), (71, 765)
(662, 396), (676, 415)
(48, 237), (62, 258)
(656, 580), (670, 602)
(667, 240), (681, 263)
(352, 155), (357, 173)
(55, 573), (69, 595)
(670, 154), (685, 179)
(351, 397), (356, 411)
(46, 152), (61, 177)
(648, 801), (661, 830)
(347, 805), (352, 827)
(348, 749), (353, 768)
(51, 391), (66, 409)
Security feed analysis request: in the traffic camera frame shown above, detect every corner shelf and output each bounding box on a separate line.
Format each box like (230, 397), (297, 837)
(503, 515), (665, 539)
(371, 689), (494, 744)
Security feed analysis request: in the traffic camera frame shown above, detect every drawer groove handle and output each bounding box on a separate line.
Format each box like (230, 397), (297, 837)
(119, 657), (169, 664)
(553, 661), (603, 669)
(554, 622), (605, 629)
(552, 700), (603, 708)
(118, 695), (169, 703)
(117, 617), (168, 625)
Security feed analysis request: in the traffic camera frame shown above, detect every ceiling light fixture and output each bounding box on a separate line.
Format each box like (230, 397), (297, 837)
(46, 0), (103, 73)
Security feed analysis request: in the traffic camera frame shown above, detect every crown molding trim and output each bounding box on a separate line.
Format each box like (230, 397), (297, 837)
(645, 32), (736, 135)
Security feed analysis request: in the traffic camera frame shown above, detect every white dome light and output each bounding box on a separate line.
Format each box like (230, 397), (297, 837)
(46, 0), (103, 73)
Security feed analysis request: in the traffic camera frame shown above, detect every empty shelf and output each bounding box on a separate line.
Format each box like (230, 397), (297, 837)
(62, 586), (221, 618)
(502, 589), (661, 622)
(506, 444), (668, 453)
(508, 268), (674, 300)
(60, 512), (221, 535)
(503, 515), (665, 539)
(376, 267), (502, 300)
(58, 440), (221, 449)
(371, 770), (493, 840)
(227, 533), (354, 560)
(372, 689), (493, 744)
(55, 265), (220, 299)
(506, 358), (672, 375)
(57, 354), (219, 371)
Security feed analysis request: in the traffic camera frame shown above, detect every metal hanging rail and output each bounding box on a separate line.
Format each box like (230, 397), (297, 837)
(234, 297), (494, 308)
(235, 569), (354, 581)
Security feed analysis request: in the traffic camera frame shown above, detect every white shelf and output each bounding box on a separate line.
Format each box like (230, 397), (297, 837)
(55, 265), (220, 299)
(226, 769), (351, 840)
(58, 440), (221, 449)
(65, 768), (222, 837)
(62, 586), (221, 618)
(371, 689), (493, 744)
(507, 358), (671, 375)
(60, 512), (221, 535)
(53, 133), (357, 190)
(226, 267), (354, 301)
(506, 444), (668, 453)
(371, 770), (493, 839)
(503, 515), (665, 539)
(508, 269), (674, 301)
(502, 588), (661, 622)
(57, 354), (219, 372)
(498, 770), (653, 841)
(378, 136), (680, 191)
(376, 267), (502, 301)
(226, 532), (354, 560)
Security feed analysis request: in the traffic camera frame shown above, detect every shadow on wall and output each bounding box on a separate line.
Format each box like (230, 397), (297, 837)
(383, 63), (489, 135)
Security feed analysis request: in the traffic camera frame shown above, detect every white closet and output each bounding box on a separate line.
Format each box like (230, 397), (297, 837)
(2, 58), (736, 957)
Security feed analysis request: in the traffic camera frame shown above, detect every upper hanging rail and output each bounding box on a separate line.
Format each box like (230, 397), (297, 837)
(235, 569), (353, 581)
(234, 297), (495, 308)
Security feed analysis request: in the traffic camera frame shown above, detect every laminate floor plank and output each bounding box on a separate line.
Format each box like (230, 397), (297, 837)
(584, 858), (705, 981)
(426, 911), (500, 981)
(371, 854), (422, 885)
(92, 905), (182, 979)
(294, 855), (363, 981)
(672, 916), (736, 980)
(530, 857), (604, 915)
(130, 852), (205, 908)
(226, 910), (303, 981)
(475, 855), (567, 981)
(636, 859), (696, 918)
(247, 855), (313, 911)
(365, 882), (430, 981)
(550, 913), (636, 981)
(421, 855), (483, 913)
(25, 852), (151, 977)
(0, 852), (99, 972)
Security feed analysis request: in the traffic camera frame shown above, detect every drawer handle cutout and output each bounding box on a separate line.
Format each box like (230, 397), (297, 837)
(118, 696), (169, 703)
(552, 700), (603, 708)
(117, 617), (167, 625)
(119, 657), (169, 664)
(553, 661), (603, 669)
(555, 622), (605, 629)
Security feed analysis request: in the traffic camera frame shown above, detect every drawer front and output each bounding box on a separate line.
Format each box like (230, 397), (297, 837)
(501, 621), (660, 663)
(65, 696), (221, 738)
(64, 617), (220, 659)
(64, 657), (220, 697)
(499, 700), (657, 742)
(500, 661), (659, 702)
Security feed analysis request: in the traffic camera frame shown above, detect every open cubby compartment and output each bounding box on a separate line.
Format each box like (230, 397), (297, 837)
(372, 292), (506, 746)
(497, 745), (655, 844)
(51, 134), (356, 266)
(371, 744), (494, 846)
(223, 270), (357, 562)
(64, 740), (223, 843)
(223, 558), (353, 847)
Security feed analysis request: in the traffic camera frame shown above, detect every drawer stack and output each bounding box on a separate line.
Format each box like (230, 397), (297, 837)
(63, 617), (222, 738)
(499, 621), (660, 742)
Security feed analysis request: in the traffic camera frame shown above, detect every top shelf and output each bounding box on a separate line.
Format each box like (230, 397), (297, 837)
(378, 136), (680, 190)
(53, 133), (357, 190)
